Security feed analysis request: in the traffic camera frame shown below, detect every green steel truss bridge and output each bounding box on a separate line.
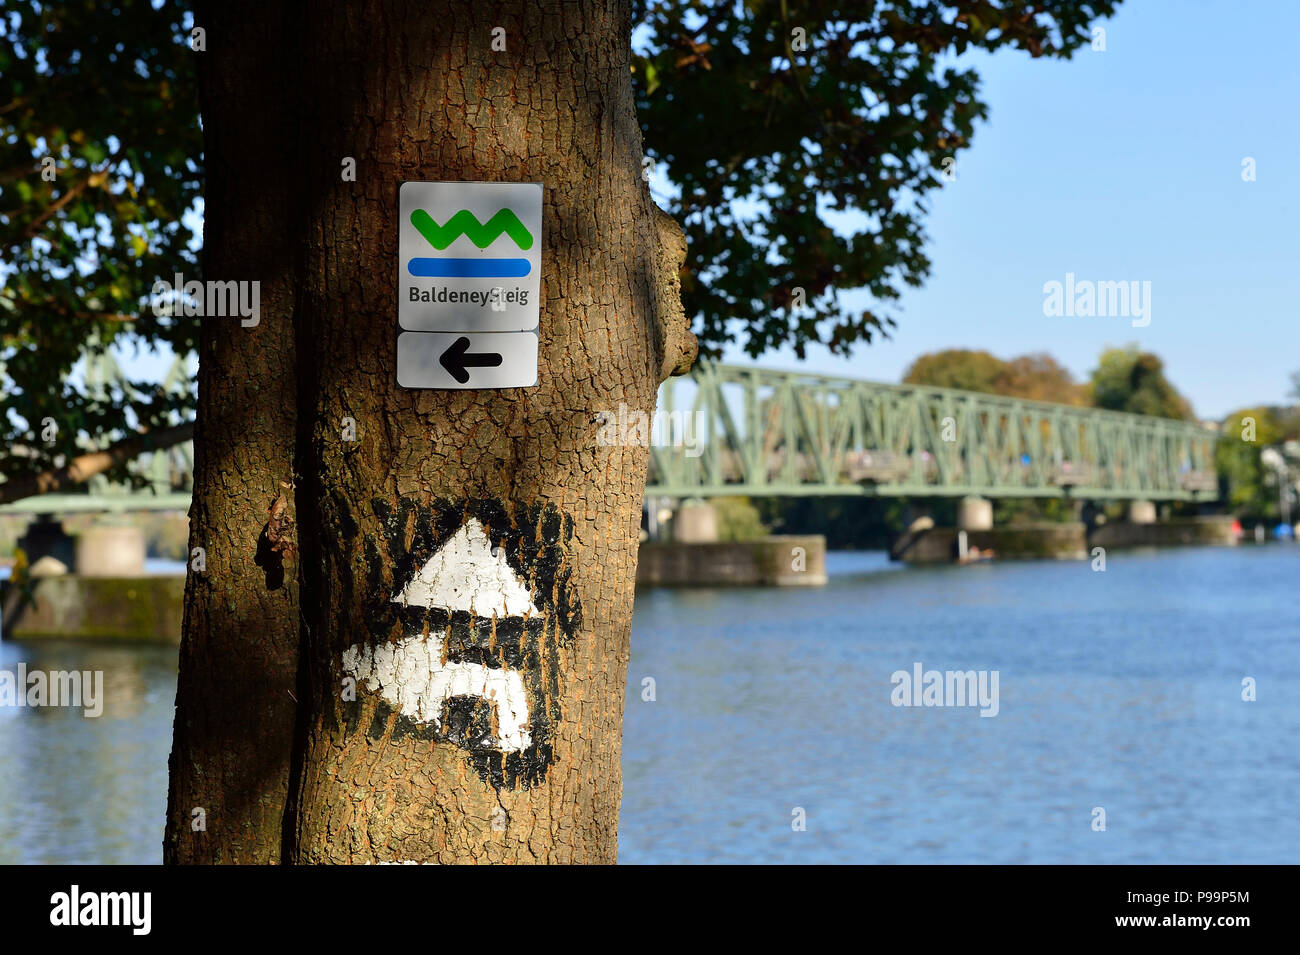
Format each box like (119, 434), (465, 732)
(1, 358), (1221, 514)
(646, 362), (1220, 501)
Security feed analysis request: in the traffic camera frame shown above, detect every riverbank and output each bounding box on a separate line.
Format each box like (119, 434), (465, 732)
(636, 535), (828, 587)
(895, 515), (1239, 563)
(1, 575), (184, 644)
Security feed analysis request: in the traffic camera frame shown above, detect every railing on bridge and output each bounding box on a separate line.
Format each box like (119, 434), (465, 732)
(646, 362), (1220, 501)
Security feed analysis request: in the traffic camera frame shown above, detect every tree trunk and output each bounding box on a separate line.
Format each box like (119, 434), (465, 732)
(166, 0), (693, 865)
(163, 2), (304, 864)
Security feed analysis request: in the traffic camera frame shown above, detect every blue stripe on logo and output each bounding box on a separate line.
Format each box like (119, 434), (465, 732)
(407, 257), (531, 278)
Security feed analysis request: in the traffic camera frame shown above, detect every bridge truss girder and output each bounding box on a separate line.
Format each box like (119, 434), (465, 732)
(646, 362), (1220, 501)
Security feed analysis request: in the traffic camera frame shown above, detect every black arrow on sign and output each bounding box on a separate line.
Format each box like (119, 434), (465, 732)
(439, 335), (504, 384)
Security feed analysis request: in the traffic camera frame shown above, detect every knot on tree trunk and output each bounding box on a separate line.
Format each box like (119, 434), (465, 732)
(649, 203), (697, 381)
(265, 482), (297, 561)
(255, 481), (297, 590)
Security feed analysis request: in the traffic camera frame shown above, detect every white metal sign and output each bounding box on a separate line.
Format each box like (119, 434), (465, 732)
(397, 181), (542, 389)
(396, 331), (538, 390)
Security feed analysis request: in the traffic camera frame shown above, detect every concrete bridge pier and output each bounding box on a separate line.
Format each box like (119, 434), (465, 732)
(13, 516), (146, 577)
(1128, 500), (1158, 524)
(1089, 501), (1237, 549)
(4, 517), (162, 642)
(672, 498), (719, 543)
(957, 496), (994, 531)
(634, 498), (827, 587)
(75, 522), (146, 577)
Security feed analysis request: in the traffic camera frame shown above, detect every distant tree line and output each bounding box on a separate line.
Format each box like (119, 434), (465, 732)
(901, 344), (1193, 419)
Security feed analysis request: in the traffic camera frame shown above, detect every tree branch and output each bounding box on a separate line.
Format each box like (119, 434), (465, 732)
(15, 148), (127, 244)
(0, 421), (193, 506)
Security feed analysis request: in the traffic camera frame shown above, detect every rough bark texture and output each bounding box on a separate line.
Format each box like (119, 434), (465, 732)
(166, 0), (693, 865)
(163, 2), (304, 864)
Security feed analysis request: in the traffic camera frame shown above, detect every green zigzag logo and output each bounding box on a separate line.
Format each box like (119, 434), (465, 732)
(411, 208), (534, 251)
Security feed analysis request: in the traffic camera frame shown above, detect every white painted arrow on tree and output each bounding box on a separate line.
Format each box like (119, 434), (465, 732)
(342, 518), (537, 752)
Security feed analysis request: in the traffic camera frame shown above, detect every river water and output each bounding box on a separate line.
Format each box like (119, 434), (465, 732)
(2, 545), (1296, 864)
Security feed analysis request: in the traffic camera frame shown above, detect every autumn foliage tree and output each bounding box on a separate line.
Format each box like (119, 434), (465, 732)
(1216, 406), (1284, 519)
(903, 348), (1084, 405)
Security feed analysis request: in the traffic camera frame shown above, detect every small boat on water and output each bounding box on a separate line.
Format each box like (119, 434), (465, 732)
(958, 545), (995, 565)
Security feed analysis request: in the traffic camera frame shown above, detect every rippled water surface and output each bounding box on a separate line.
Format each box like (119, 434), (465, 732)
(619, 546), (1300, 863)
(0, 640), (177, 864)
(2, 546), (1296, 863)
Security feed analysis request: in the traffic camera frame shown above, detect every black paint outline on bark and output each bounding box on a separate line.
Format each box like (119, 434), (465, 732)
(349, 497), (582, 790)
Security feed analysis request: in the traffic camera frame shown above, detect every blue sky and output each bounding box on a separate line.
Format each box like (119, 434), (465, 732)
(728, 0), (1299, 419)
(120, 0), (1296, 420)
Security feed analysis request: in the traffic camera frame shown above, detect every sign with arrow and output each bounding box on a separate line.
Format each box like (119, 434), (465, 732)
(438, 335), (502, 383)
(397, 330), (537, 389)
(396, 181), (542, 389)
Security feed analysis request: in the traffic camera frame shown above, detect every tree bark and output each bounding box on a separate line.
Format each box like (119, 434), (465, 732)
(166, 0), (693, 864)
(163, 3), (305, 864)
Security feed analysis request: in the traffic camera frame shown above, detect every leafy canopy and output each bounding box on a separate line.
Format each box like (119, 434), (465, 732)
(634, 0), (1117, 358)
(1088, 345), (1194, 421)
(1, 0), (1117, 492)
(1215, 406), (1283, 518)
(0, 0), (199, 484)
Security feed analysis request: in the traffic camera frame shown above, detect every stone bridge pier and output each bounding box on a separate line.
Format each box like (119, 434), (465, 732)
(957, 496), (993, 531)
